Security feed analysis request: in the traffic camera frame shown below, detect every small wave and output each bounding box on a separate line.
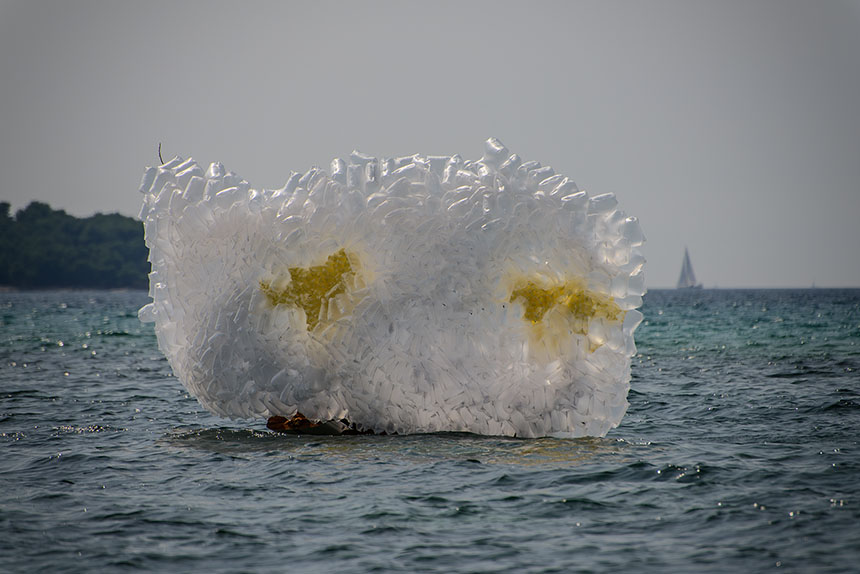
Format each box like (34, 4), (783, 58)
(821, 399), (860, 412)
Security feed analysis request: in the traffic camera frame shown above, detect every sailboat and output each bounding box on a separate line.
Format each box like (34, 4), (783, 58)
(677, 247), (702, 289)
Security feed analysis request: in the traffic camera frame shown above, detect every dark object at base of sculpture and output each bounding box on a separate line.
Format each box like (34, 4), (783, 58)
(266, 413), (375, 435)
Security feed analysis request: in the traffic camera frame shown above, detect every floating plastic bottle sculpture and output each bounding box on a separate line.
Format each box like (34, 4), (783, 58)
(138, 138), (646, 438)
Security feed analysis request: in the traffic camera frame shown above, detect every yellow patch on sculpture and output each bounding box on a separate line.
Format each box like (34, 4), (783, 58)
(260, 249), (359, 331)
(509, 277), (624, 356)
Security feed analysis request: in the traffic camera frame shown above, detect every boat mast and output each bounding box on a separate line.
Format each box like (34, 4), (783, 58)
(677, 247), (699, 289)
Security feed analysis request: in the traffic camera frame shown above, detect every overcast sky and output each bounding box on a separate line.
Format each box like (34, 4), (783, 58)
(1, 0), (858, 288)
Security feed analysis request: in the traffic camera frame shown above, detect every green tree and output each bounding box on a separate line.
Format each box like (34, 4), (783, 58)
(0, 202), (149, 289)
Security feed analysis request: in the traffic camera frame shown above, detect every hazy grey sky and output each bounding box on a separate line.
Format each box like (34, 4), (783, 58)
(1, 0), (858, 287)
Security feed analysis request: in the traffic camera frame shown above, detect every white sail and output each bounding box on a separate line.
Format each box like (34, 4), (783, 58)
(677, 247), (701, 289)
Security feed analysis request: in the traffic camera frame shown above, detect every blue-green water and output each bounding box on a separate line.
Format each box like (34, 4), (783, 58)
(1, 289), (858, 573)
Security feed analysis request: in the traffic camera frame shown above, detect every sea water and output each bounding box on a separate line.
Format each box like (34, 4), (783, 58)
(1, 288), (858, 573)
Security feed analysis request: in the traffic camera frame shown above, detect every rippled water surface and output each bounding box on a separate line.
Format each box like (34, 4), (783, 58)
(2, 289), (859, 573)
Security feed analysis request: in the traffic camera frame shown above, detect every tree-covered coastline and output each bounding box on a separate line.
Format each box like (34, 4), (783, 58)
(0, 201), (149, 289)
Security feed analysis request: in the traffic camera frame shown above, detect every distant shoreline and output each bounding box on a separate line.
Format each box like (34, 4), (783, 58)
(1, 201), (149, 290)
(0, 286), (148, 292)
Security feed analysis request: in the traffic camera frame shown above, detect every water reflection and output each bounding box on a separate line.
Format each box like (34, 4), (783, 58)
(164, 427), (641, 467)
